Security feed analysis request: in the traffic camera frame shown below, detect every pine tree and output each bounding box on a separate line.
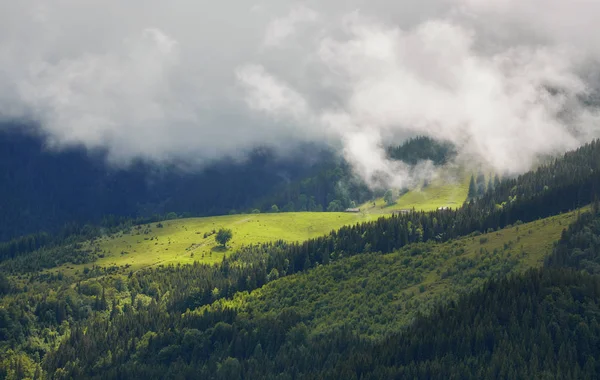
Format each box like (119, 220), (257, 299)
(384, 190), (395, 206)
(468, 175), (477, 199)
(476, 172), (486, 196)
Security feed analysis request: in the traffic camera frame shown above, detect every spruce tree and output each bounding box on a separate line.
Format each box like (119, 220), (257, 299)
(468, 175), (477, 199)
(384, 190), (395, 206)
(476, 172), (486, 196)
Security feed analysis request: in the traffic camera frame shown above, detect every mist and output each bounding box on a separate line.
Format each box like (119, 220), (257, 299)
(1, 0), (600, 188)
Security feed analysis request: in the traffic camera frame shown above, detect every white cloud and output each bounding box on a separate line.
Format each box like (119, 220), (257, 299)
(1, 0), (599, 186)
(263, 6), (318, 47)
(236, 64), (309, 119)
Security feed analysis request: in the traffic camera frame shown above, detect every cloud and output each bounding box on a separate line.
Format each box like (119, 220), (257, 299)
(263, 6), (318, 47)
(1, 0), (600, 187)
(236, 64), (309, 120)
(16, 28), (183, 154)
(311, 17), (588, 175)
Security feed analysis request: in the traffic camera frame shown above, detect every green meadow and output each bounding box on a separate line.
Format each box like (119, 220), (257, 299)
(361, 175), (470, 213)
(53, 177), (470, 276)
(76, 212), (378, 274)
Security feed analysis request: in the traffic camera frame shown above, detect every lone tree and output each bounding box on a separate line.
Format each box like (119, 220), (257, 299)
(215, 228), (233, 247)
(384, 189), (395, 206)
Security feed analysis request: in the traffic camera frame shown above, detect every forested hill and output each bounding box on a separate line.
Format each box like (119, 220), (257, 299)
(252, 136), (458, 214)
(36, 181), (600, 378)
(478, 140), (600, 209)
(0, 128), (456, 242)
(305, 206), (600, 379)
(0, 127), (331, 241)
(3, 140), (600, 378)
(387, 136), (456, 165)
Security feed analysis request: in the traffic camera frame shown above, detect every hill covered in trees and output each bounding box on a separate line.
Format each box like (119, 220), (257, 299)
(4, 138), (600, 378)
(387, 136), (456, 165)
(36, 206), (600, 379)
(0, 127), (456, 242)
(0, 126), (330, 241)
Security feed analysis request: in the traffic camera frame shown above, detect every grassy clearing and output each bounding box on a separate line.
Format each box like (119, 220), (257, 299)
(361, 173), (470, 214)
(208, 209), (581, 340)
(44, 175), (469, 277)
(70, 212), (382, 275)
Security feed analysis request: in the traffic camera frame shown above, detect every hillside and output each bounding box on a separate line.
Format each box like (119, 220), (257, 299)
(198, 209), (580, 340)
(5, 140), (600, 378)
(77, 212), (381, 273)
(305, 210), (600, 379)
(38, 208), (586, 378)
(362, 173), (470, 213)
(29, 174), (470, 277)
(0, 129), (457, 242)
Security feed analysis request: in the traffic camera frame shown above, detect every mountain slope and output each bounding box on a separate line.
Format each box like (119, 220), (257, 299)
(0, 127), (333, 241)
(362, 173), (470, 213)
(39, 209), (585, 378)
(58, 212), (383, 274)
(198, 209), (579, 340)
(0, 128), (461, 242)
(6, 140), (600, 378)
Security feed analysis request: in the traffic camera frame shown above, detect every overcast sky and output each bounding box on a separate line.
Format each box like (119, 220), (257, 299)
(1, 0), (600, 186)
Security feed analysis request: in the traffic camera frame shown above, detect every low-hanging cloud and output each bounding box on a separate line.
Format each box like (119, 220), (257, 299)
(1, 0), (600, 187)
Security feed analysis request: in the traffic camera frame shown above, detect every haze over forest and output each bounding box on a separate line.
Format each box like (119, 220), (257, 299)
(2, 0), (600, 187)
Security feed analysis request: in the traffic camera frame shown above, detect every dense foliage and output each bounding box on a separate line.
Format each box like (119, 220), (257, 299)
(0, 128), (460, 242)
(545, 204), (600, 273)
(38, 210), (600, 380)
(4, 139), (600, 378)
(0, 127), (329, 241)
(386, 136), (456, 165)
(306, 210), (600, 379)
(253, 159), (372, 214)
(314, 268), (600, 379)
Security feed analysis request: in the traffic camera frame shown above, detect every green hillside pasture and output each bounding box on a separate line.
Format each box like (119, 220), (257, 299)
(362, 173), (470, 214)
(29, 172), (470, 277)
(202, 209), (581, 340)
(73, 212), (381, 274)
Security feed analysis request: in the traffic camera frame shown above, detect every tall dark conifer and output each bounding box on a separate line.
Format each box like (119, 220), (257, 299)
(468, 175), (477, 199)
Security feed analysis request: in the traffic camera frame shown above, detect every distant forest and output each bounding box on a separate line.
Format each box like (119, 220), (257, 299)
(0, 126), (455, 242)
(0, 126), (329, 241)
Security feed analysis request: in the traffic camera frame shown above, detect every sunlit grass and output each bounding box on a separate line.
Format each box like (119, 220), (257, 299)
(69, 212), (382, 274)
(360, 172), (470, 213)
(52, 174), (470, 276)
